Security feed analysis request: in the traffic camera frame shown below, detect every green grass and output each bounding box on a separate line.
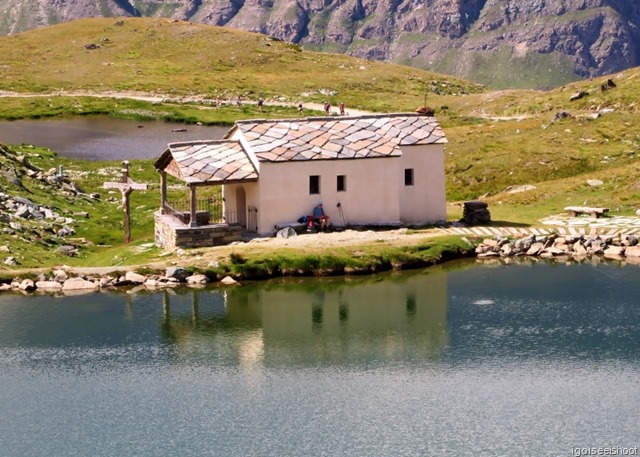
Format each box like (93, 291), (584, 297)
(0, 17), (484, 112)
(201, 236), (474, 279)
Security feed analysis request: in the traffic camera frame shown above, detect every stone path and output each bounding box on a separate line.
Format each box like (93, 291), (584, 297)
(438, 216), (640, 238)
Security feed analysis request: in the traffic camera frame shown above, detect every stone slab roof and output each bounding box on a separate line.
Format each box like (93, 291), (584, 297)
(229, 113), (447, 162)
(156, 140), (258, 185)
(155, 113), (446, 185)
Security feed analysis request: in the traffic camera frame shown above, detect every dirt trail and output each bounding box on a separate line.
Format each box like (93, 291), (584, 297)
(0, 90), (373, 116)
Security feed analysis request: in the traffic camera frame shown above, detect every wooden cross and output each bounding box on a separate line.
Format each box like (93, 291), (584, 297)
(103, 160), (148, 244)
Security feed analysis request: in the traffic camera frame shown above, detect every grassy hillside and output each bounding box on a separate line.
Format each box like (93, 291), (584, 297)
(434, 71), (640, 223)
(0, 17), (483, 112)
(2, 18), (640, 269)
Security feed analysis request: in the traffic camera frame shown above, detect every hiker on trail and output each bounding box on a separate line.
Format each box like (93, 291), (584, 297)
(258, 98), (264, 112)
(324, 102), (331, 115)
(236, 95), (241, 107)
(215, 97), (221, 108)
(339, 102), (345, 115)
(298, 103), (303, 114)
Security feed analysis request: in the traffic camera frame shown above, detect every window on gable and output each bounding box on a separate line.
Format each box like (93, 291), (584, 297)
(404, 168), (414, 186)
(337, 175), (346, 192)
(309, 175), (320, 194)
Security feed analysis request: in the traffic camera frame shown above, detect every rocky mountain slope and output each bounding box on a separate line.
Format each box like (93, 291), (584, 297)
(1, 1), (640, 88)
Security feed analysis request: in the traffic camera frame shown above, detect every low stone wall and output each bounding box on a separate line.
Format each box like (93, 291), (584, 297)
(475, 232), (640, 261)
(155, 212), (242, 250)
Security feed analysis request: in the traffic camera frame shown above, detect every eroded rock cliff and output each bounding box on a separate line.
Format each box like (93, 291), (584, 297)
(2, 0), (639, 88)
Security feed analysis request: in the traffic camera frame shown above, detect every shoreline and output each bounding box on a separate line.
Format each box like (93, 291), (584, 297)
(4, 227), (640, 295)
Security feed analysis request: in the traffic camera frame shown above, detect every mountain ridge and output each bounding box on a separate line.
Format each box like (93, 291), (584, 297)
(1, 1), (640, 89)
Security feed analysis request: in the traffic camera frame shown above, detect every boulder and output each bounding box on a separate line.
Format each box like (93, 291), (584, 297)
(125, 271), (147, 284)
(52, 269), (69, 283)
(15, 206), (32, 219)
(35, 281), (63, 291)
(186, 274), (209, 285)
(4, 256), (19, 266)
(624, 246), (640, 257)
(526, 243), (544, 256)
(62, 277), (99, 291)
(165, 267), (190, 282)
(277, 226), (297, 238)
(18, 279), (36, 291)
(604, 246), (625, 257)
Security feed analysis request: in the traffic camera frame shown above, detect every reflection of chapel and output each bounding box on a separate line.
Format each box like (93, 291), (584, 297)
(154, 113), (447, 249)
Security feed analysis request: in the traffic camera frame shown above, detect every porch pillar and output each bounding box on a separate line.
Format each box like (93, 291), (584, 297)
(189, 184), (198, 227)
(159, 170), (167, 214)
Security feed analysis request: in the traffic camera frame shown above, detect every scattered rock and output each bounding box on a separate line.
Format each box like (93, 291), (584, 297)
(569, 90), (589, 101)
(507, 184), (536, 194)
(276, 227), (297, 239)
(15, 206), (32, 219)
(553, 111), (572, 121)
(57, 245), (79, 257)
(220, 276), (239, 285)
(601, 78), (616, 91)
(4, 256), (18, 266)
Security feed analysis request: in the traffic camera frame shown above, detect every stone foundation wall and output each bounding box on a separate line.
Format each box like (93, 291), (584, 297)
(155, 212), (242, 250)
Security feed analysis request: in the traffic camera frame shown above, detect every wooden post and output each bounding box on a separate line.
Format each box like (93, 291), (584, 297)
(103, 160), (148, 244)
(160, 170), (167, 214)
(189, 185), (198, 228)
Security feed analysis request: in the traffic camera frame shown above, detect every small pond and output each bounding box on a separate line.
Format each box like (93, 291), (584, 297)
(0, 117), (229, 160)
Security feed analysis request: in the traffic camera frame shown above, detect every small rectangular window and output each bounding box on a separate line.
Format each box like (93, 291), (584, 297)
(309, 175), (320, 194)
(337, 175), (346, 192)
(404, 168), (414, 186)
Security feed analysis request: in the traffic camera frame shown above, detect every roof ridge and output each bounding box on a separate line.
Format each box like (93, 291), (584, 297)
(168, 139), (238, 148)
(234, 112), (425, 125)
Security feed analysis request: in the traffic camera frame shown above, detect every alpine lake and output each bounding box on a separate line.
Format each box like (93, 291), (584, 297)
(0, 118), (639, 456)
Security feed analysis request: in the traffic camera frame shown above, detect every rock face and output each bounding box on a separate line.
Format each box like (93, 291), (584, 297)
(2, 0), (640, 88)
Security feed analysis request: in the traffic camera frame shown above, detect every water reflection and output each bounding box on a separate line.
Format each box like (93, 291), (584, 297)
(159, 271), (448, 367)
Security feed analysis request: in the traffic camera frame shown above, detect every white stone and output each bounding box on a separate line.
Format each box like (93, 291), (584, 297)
(62, 277), (99, 291)
(35, 281), (63, 291)
(125, 271), (147, 284)
(186, 274), (209, 285)
(220, 276), (238, 285)
(18, 279), (36, 291)
(624, 246), (640, 257)
(604, 246), (625, 256)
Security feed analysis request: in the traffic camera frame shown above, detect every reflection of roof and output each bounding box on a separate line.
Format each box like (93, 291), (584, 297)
(155, 113), (446, 185)
(230, 113), (447, 162)
(155, 140), (258, 185)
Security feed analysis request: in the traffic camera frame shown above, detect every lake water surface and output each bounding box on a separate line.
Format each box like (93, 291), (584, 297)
(1, 261), (639, 456)
(0, 117), (229, 160)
